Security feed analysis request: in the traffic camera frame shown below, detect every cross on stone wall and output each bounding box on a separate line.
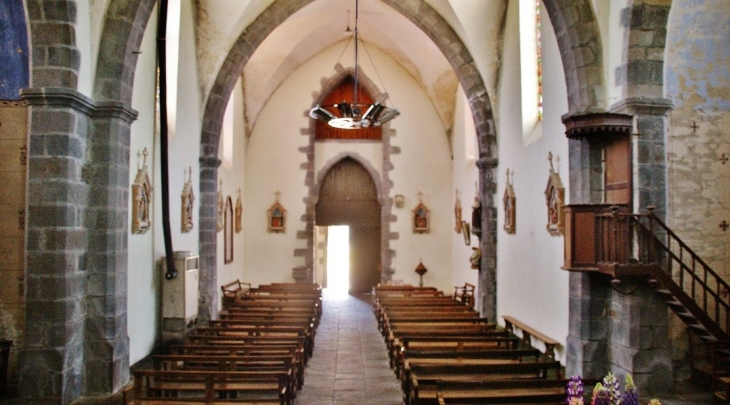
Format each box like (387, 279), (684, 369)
(720, 220), (729, 232)
(691, 122), (699, 133)
(720, 154), (728, 165)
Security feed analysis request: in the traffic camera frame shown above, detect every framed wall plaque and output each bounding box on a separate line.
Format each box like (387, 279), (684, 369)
(545, 152), (565, 236)
(413, 192), (430, 234)
(235, 188), (243, 233)
(268, 191), (286, 233)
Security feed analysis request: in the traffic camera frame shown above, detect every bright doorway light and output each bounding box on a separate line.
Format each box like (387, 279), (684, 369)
(326, 225), (350, 297)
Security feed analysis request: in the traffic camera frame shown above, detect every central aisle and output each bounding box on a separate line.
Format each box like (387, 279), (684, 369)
(294, 290), (404, 405)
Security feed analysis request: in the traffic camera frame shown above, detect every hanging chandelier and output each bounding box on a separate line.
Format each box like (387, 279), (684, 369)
(309, 0), (399, 129)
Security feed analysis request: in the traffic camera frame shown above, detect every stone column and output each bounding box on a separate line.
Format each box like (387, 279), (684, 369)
(566, 272), (612, 378)
(476, 158), (498, 322)
(611, 97), (673, 218)
(198, 157), (221, 323)
(19, 88), (91, 404)
(609, 280), (671, 394)
(83, 101), (137, 395)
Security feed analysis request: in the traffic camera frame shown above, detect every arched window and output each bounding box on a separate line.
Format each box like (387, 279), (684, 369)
(519, 0), (543, 143)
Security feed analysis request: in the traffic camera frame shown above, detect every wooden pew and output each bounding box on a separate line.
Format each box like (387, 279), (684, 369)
(404, 360), (563, 405)
(152, 354), (301, 393)
(394, 347), (542, 380)
(191, 326), (313, 359)
(221, 280), (251, 309)
(453, 282), (475, 308)
(379, 311), (480, 332)
(429, 378), (570, 405)
(503, 315), (560, 359)
(131, 369), (290, 405)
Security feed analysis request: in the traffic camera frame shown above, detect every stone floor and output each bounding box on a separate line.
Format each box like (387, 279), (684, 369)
(293, 290), (404, 405)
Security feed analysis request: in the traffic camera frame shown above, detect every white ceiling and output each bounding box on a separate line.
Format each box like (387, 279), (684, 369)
(196, 0), (506, 134)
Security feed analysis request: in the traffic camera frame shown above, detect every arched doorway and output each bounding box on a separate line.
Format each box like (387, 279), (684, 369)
(316, 158), (381, 294)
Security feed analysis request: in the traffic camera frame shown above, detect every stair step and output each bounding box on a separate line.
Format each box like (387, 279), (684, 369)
(654, 289), (672, 296)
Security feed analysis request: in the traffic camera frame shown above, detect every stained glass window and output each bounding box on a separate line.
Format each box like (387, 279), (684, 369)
(536, 0), (543, 121)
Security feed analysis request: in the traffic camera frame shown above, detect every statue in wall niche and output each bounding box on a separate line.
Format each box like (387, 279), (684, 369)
(132, 148), (153, 234)
(181, 166), (195, 233)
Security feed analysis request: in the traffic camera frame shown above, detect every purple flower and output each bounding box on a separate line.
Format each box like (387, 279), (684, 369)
(602, 372), (621, 405)
(566, 375), (585, 404)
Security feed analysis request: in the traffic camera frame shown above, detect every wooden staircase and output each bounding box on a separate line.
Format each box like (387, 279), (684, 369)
(565, 204), (730, 401)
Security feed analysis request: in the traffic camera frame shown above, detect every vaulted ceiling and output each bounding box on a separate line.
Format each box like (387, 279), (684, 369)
(195, 0), (506, 134)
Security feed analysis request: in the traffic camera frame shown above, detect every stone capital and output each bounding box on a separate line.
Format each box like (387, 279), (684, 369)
(20, 87), (138, 123)
(609, 97), (673, 116)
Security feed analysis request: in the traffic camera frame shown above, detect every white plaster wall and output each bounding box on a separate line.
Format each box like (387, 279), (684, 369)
(606, 0), (629, 106)
(216, 77), (247, 310)
(160, 0), (202, 255)
(76, 0), (93, 97)
(496, 0), (570, 362)
(451, 85), (480, 298)
(244, 40), (452, 292)
(127, 4), (158, 365)
(665, 0), (730, 280)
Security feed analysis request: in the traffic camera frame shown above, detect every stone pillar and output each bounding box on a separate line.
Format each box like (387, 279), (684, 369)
(198, 157), (221, 323)
(83, 101), (137, 395)
(609, 280), (671, 395)
(19, 88), (91, 404)
(566, 272), (611, 378)
(476, 158), (498, 322)
(611, 97), (673, 218)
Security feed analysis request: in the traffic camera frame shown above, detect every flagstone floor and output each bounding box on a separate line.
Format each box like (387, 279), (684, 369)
(293, 290), (404, 405)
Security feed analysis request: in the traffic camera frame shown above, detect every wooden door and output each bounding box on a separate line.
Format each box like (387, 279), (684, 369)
(604, 136), (631, 204)
(349, 225), (381, 294)
(315, 158), (381, 293)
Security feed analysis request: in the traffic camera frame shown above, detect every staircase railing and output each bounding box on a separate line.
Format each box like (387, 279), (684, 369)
(596, 206), (730, 337)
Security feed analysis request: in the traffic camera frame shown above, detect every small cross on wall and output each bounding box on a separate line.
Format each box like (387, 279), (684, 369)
(720, 154), (729, 165)
(691, 122), (699, 133)
(720, 220), (729, 232)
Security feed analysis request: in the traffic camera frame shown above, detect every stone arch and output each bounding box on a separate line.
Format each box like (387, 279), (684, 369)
(313, 152), (386, 206)
(199, 0), (499, 317)
(26, 0), (80, 88)
(541, 0), (605, 113)
(94, 0), (157, 103)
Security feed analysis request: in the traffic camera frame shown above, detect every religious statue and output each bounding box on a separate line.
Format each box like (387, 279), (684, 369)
(470, 247), (481, 270)
(454, 189), (463, 233)
(503, 169), (516, 234)
(471, 182), (482, 240)
(181, 167), (195, 233)
(131, 148), (153, 234)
